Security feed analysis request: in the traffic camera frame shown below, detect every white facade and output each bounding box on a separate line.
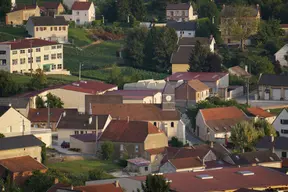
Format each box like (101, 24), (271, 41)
(275, 44), (288, 67)
(272, 109), (288, 137)
(63, 0), (86, 10)
(72, 2), (95, 25)
(177, 30), (195, 38)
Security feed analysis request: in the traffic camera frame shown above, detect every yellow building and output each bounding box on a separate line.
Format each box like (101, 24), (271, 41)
(26, 16), (69, 43)
(6, 5), (40, 25)
(41, 2), (65, 16)
(0, 38), (68, 74)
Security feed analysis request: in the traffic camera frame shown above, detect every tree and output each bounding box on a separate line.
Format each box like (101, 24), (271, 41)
(169, 137), (184, 147)
(274, 60), (283, 74)
(0, 0), (11, 18)
(198, 1), (219, 24)
(101, 0), (117, 23)
(108, 64), (122, 85)
(129, 0), (146, 21)
(0, 133), (5, 138)
(88, 169), (106, 180)
(188, 41), (210, 72)
(46, 93), (64, 108)
(247, 55), (274, 75)
(101, 141), (114, 160)
(36, 96), (45, 108)
(29, 68), (47, 90)
(117, 0), (130, 22)
(41, 144), (47, 165)
(0, 70), (20, 97)
(0, 177), (22, 192)
(231, 121), (259, 152)
(254, 119), (276, 137)
(221, 6), (259, 51)
(140, 174), (170, 192)
(206, 53), (222, 72)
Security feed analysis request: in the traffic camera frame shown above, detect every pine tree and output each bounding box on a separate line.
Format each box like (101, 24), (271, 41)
(129, 0), (146, 21)
(188, 41), (210, 72)
(0, 0), (12, 18)
(117, 0), (130, 22)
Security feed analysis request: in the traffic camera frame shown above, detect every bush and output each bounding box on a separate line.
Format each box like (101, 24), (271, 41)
(169, 137), (184, 147)
(92, 20), (103, 27)
(88, 168), (105, 180)
(101, 141), (114, 160)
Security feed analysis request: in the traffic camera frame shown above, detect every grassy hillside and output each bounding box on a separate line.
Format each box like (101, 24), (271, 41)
(68, 28), (93, 47)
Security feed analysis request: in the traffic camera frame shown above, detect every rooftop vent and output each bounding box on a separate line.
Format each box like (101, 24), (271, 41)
(212, 75), (218, 79)
(237, 171), (255, 176)
(80, 80), (87, 84)
(214, 127), (219, 131)
(269, 157), (274, 161)
(36, 112), (40, 115)
(72, 83), (80, 86)
(255, 158), (259, 162)
(196, 174), (213, 180)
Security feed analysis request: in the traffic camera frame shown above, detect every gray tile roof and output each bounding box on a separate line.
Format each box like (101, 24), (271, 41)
(256, 136), (288, 151)
(171, 46), (192, 64)
(167, 21), (196, 31)
(0, 135), (44, 151)
(0, 98), (29, 109)
(258, 74), (288, 86)
(29, 16), (68, 26)
(178, 37), (211, 46)
(166, 3), (191, 10)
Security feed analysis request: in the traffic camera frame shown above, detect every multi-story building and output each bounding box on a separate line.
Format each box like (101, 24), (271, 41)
(71, 1), (95, 25)
(6, 5), (40, 25)
(41, 2), (65, 16)
(166, 3), (197, 22)
(26, 16), (69, 43)
(0, 38), (67, 74)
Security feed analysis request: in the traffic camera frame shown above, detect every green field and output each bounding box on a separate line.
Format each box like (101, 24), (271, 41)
(47, 160), (120, 174)
(68, 28), (93, 47)
(0, 26), (27, 41)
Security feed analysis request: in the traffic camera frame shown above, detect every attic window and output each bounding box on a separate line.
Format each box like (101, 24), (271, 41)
(196, 174), (213, 180)
(237, 171), (255, 176)
(235, 155), (240, 160)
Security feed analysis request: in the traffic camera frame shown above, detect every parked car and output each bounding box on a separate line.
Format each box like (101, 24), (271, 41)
(61, 141), (70, 148)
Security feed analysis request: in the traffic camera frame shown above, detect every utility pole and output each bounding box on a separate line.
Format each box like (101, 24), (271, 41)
(246, 77), (250, 105)
(47, 102), (50, 129)
(95, 116), (98, 156)
(30, 41), (33, 77)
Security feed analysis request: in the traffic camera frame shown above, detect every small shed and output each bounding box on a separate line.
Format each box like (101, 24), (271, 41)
(126, 158), (151, 175)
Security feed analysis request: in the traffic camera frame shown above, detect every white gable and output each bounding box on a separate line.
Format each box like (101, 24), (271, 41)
(272, 109), (288, 137)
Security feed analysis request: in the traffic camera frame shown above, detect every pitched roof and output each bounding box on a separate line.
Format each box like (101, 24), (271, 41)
(256, 136), (288, 150)
(228, 66), (251, 77)
(169, 157), (204, 169)
(0, 156), (47, 173)
(127, 158), (150, 167)
(92, 104), (180, 121)
(0, 38), (59, 50)
(0, 98), (29, 108)
(166, 3), (191, 10)
(61, 81), (117, 94)
(57, 114), (109, 130)
(246, 107), (275, 118)
(235, 189), (261, 192)
(145, 147), (166, 155)
(200, 107), (249, 133)
(10, 5), (37, 12)
(42, 2), (61, 9)
(71, 133), (96, 142)
(166, 72), (228, 82)
(180, 80), (209, 92)
(28, 108), (78, 122)
(178, 37), (212, 46)
(50, 183), (123, 192)
(280, 24), (288, 28)
(132, 166), (288, 192)
(171, 46), (192, 64)
(258, 74), (288, 86)
(71, 1), (92, 10)
(100, 120), (163, 143)
(221, 5), (259, 17)
(29, 16), (68, 26)
(0, 135), (44, 151)
(0, 106), (11, 117)
(230, 150), (281, 165)
(104, 90), (160, 99)
(167, 21), (196, 31)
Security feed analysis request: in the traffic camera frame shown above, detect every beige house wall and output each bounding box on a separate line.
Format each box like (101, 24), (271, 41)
(172, 64), (189, 73)
(58, 128), (96, 145)
(70, 137), (96, 154)
(72, 2), (95, 25)
(144, 133), (168, 150)
(6, 6), (40, 25)
(148, 120), (180, 140)
(0, 146), (42, 163)
(258, 162), (282, 168)
(258, 85), (288, 100)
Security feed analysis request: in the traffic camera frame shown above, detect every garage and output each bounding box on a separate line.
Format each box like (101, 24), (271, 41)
(285, 89), (288, 100)
(272, 89), (281, 100)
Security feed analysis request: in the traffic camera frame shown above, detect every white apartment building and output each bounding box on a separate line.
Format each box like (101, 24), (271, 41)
(71, 1), (95, 25)
(0, 38), (67, 74)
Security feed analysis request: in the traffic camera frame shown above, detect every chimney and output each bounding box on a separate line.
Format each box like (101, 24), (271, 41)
(89, 116), (92, 124)
(210, 141), (214, 148)
(54, 178), (59, 184)
(63, 111), (66, 117)
(127, 116), (129, 122)
(114, 180), (119, 188)
(272, 146), (275, 153)
(270, 134), (274, 142)
(245, 65), (248, 72)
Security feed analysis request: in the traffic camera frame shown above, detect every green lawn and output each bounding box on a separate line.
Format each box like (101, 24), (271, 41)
(268, 108), (284, 115)
(47, 160), (120, 174)
(0, 26), (27, 41)
(68, 28), (93, 47)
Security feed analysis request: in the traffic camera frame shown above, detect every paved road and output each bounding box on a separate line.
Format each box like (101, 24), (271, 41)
(186, 130), (204, 145)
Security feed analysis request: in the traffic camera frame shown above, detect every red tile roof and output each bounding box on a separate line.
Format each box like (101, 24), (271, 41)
(280, 24), (288, 28)
(0, 156), (47, 173)
(247, 107), (276, 118)
(127, 158), (150, 166)
(48, 183), (123, 192)
(146, 147), (166, 155)
(229, 66), (251, 77)
(61, 81), (117, 94)
(133, 166), (288, 192)
(42, 2), (61, 9)
(200, 106), (246, 121)
(28, 108), (78, 122)
(104, 90), (160, 99)
(169, 157), (204, 169)
(71, 1), (92, 10)
(10, 5), (37, 12)
(100, 120), (163, 143)
(166, 72), (228, 82)
(0, 38), (59, 50)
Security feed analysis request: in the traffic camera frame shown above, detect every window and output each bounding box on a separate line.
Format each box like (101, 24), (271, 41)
(36, 27), (38, 31)
(145, 167), (148, 171)
(20, 58), (25, 64)
(182, 11), (185, 16)
(36, 48), (41, 52)
(12, 50), (17, 55)
(51, 27), (53, 31)
(75, 131), (79, 135)
(36, 56), (41, 62)
(77, 11), (79, 15)
(280, 119), (288, 124)
(57, 45), (62, 49)
(44, 27), (46, 30)
(135, 145), (139, 152)
(28, 48), (33, 53)
(281, 129), (288, 134)
(12, 59), (18, 65)
(20, 49), (25, 54)
(171, 122), (174, 127)
(170, 11), (173, 16)
(282, 151), (287, 158)
(0, 59), (7, 65)
(51, 54), (56, 59)
(52, 46), (56, 49)
(62, 26), (66, 30)
(28, 57), (33, 63)
(44, 55), (49, 60)
(0, 51), (6, 54)
(52, 65), (56, 70)
(285, 55), (288, 60)
(188, 33), (191, 35)
(120, 144), (124, 151)
(54, 27), (57, 31)
(57, 64), (62, 69)
(59, 27), (61, 31)
(154, 122), (157, 126)
(80, 131), (84, 134)
(57, 53), (62, 59)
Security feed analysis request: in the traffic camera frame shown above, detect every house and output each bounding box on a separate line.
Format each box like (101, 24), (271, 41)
(166, 21), (196, 38)
(160, 157), (205, 173)
(125, 158), (151, 175)
(70, 133), (97, 154)
(175, 79), (210, 107)
(62, 0), (86, 10)
(258, 74), (288, 100)
(196, 106), (249, 143)
(166, 72), (229, 96)
(26, 16), (69, 43)
(256, 135), (288, 159)
(0, 38), (68, 74)
(57, 112), (112, 145)
(246, 107), (276, 124)
(0, 135), (43, 162)
(123, 79), (181, 91)
(280, 24), (288, 35)
(41, 2), (65, 16)
(99, 120), (168, 159)
(6, 5), (40, 25)
(28, 108), (78, 131)
(274, 44), (288, 67)
(91, 103), (185, 142)
(104, 90), (162, 104)
(220, 4), (260, 44)
(225, 150), (282, 168)
(71, 1), (95, 25)
(228, 66), (251, 77)
(166, 3), (197, 22)
(177, 37), (215, 52)
(272, 109), (288, 137)
(0, 97), (30, 117)
(0, 156), (47, 186)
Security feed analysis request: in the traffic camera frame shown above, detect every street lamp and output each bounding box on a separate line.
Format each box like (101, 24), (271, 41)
(101, 15), (105, 25)
(79, 63), (84, 81)
(45, 101), (50, 129)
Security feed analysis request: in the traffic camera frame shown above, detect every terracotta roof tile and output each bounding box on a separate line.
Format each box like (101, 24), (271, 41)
(10, 5), (37, 12)
(100, 120), (163, 143)
(169, 157), (204, 169)
(247, 107), (275, 118)
(200, 106), (246, 121)
(49, 183), (123, 192)
(231, 151), (281, 165)
(0, 38), (59, 50)
(28, 108), (78, 122)
(229, 66), (251, 77)
(187, 79), (209, 91)
(0, 156), (47, 173)
(29, 16), (68, 26)
(71, 1), (92, 10)
(42, 2), (61, 9)
(166, 72), (228, 82)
